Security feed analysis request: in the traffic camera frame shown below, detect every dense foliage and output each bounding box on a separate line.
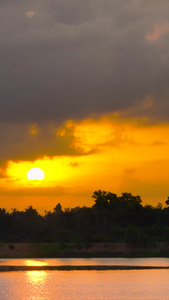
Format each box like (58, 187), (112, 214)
(1, 191), (169, 247)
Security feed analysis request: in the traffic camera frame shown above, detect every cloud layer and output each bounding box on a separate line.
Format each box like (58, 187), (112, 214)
(1, 0), (169, 124)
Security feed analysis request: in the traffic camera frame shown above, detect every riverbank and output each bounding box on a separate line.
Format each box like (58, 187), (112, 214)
(0, 242), (169, 258)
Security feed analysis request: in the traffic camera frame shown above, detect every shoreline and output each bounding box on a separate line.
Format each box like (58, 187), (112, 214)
(0, 265), (169, 272)
(0, 242), (169, 259)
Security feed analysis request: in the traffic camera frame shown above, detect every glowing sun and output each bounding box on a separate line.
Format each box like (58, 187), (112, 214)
(27, 167), (45, 180)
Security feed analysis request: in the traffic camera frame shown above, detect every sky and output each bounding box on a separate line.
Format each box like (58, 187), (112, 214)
(1, 0), (169, 213)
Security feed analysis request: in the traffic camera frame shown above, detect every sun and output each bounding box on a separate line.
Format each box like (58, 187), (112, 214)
(27, 167), (45, 180)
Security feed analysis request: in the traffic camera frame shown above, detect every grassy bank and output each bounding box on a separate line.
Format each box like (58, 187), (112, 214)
(0, 242), (169, 258)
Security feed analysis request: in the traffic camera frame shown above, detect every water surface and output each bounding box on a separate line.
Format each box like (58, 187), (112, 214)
(0, 258), (169, 299)
(0, 257), (169, 267)
(0, 269), (169, 300)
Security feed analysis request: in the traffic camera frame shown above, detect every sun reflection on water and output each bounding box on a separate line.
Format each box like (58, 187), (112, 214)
(24, 260), (48, 267)
(26, 270), (48, 284)
(25, 260), (49, 292)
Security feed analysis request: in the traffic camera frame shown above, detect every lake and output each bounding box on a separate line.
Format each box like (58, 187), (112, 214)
(0, 258), (169, 299)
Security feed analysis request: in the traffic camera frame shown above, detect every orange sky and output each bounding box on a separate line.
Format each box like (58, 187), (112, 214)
(1, 111), (169, 213)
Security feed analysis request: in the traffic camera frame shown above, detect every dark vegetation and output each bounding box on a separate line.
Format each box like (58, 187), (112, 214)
(1, 190), (169, 248)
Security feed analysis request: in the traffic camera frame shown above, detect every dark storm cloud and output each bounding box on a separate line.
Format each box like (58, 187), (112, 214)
(0, 121), (90, 163)
(1, 0), (169, 124)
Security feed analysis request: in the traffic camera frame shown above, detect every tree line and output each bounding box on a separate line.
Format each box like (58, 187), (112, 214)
(1, 190), (169, 247)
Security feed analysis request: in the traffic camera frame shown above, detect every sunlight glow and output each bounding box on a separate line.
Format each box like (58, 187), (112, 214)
(3, 114), (169, 209)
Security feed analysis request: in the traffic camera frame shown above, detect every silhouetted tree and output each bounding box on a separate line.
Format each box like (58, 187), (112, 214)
(0, 190), (168, 245)
(92, 190), (109, 208)
(165, 197), (169, 206)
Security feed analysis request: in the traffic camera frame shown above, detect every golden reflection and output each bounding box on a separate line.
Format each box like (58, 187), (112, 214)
(26, 270), (48, 284)
(24, 259), (48, 267)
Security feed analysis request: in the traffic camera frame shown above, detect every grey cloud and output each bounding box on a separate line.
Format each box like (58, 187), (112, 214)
(0, 0), (169, 124)
(0, 121), (92, 164)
